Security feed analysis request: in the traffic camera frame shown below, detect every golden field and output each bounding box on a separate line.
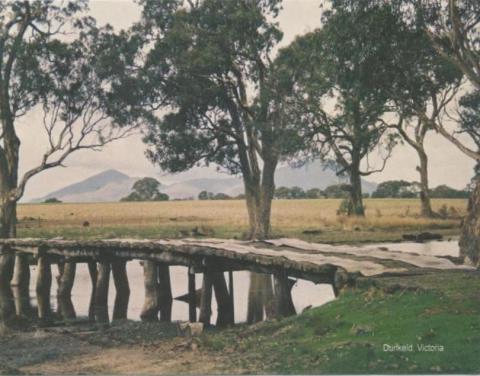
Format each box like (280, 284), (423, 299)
(17, 198), (467, 243)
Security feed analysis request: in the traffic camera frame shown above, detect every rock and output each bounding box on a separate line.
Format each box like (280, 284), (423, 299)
(176, 322), (204, 338)
(402, 232), (443, 243)
(302, 229), (322, 235)
(302, 305), (312, 313)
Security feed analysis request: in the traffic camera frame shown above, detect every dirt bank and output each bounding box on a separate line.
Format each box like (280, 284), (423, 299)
(0, 321), (235, 375)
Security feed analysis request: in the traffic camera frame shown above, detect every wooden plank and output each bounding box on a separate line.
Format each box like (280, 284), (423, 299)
(183, 239), (407, 277)
(264, 238), (475, 271)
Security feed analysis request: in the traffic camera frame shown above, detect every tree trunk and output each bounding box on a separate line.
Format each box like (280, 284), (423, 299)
(417, 148), (435, 218)
(348, 167), (365, 216)
(57, 261), (76, 320)
(112, 259), (130, 320)
(459, 177), (480, 267)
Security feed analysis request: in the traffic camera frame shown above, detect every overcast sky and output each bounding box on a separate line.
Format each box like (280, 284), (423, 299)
(18, 0), (476, 201)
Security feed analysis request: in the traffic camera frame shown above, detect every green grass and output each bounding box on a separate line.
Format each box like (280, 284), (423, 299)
(199, 270), (480, 374)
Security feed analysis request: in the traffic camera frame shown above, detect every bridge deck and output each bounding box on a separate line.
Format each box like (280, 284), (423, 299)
(0, 237), (472, 283)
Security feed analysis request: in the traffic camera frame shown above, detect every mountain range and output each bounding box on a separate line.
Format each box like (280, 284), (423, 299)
(32, 162), (377, 203)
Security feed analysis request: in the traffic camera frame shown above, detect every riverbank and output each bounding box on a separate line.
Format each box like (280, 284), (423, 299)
(1, 269), (478, 374)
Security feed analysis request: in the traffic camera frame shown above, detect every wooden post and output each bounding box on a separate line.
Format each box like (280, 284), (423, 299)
(112, 259), (130, 320)
(94, 260), (111, 325)
(228, 270), (234, 322)
(188, 266), (196, 322)
(12, 254), (31, 318)
(57, 260), (76, 320)
(157, 263), (172, 322)
(212, 271), (233, 327)
(261, 274), (276, 319)
(199, 271), (213, 326)
(140, 260), (159, 321)
(273, 270), (296, 318)
(87, 261), (98, 322)
(0, 252), (15, 326)
(247, 272), (263, 324)
(36, 253), (52, 322)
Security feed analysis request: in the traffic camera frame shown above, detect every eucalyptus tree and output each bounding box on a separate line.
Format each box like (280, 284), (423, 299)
(275, 2), (401, 216)
(0, 1), (137, 322)
(415, 0), (480, 265)
(140, 0), (304, 239)
(386, 21), (462, 218)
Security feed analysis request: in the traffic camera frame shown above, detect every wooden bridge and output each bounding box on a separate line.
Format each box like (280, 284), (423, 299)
(0, 237), (473, 327)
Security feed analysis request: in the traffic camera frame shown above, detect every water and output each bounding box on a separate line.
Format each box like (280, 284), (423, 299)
(366, 239), (459, 257)
(28, 263), (335, 323)
(24, 239), (460, 323)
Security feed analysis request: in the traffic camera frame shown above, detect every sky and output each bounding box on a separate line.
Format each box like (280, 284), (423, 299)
(18, 0), (476, 201)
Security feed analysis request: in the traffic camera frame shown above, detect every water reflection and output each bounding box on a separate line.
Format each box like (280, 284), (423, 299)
(19, 262), (335, 323)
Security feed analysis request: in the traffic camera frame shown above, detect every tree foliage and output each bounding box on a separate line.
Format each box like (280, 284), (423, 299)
(121, 177), (169, 201)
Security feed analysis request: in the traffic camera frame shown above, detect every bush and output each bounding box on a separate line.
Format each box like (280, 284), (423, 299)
(44, 197), (62, 203)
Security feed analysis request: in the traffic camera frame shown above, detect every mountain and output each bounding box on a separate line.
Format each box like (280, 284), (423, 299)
(32, 169), (137, 203)
(32, 162), (377, 203)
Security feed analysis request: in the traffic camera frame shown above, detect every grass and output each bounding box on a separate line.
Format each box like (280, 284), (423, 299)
(199, 270), (480, 374)
(17, 198), (466, 242)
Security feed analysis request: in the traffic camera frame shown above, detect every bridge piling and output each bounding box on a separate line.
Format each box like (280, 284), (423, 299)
(212, 271), (233, 327)
(57, 260), (77, 320)
(87, 261), (98, 322)
(188, 267), (197, 322)
(112, 259), (130, 320)
(94, 260), (111, 325)
(36, 252), (52, 322)
(199, 271), (213, 326)
(157, 263), (172, 322)
(141, 260), (160, 321)
(273, 270), (296, 318)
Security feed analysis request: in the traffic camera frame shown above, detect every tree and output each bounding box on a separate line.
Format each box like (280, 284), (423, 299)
(140, 0), (304, 240)
(276, 2), (401, 216)
(305, 188), (323, 199)
(121, 177), (168, 202)
(323, 184), (350, 199)
(274, 186), (291, 200)
(198, 190), (213, 201)
(0, 2), (137, 321)
(431, 184), (470, 198)
(416, 0), (480, 265)
(387, 26), (462, 217)
(372, 180), (417, 198)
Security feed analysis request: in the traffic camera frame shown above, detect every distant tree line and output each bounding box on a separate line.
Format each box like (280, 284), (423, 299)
(197, 181), (471, 201)
(372, 180), (470, 199)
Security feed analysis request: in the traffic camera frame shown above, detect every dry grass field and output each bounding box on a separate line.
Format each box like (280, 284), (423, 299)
(17, 198), (467, 243)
